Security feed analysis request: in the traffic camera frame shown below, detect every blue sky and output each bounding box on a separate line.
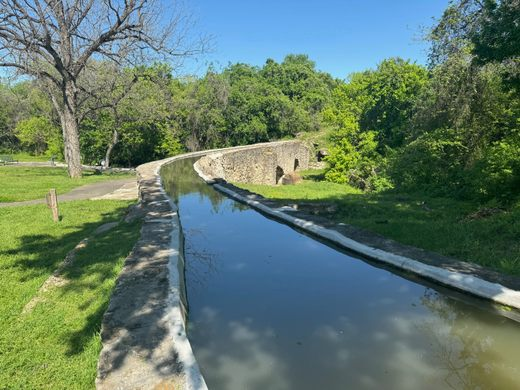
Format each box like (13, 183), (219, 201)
(183, 0), (450, 79)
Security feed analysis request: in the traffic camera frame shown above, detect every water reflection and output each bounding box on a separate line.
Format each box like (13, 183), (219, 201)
(417, 290), (519, 389)
(183, 227), (219, 288)
(162, 159), (225, 212)
(162, 158), (520, 390)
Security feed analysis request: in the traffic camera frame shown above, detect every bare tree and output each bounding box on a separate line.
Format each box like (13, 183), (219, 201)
(0, 0), (204, 177)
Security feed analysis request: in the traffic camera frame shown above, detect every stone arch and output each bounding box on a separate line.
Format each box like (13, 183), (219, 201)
(275, 166), (284, 184)
(294, 158), (300, 171)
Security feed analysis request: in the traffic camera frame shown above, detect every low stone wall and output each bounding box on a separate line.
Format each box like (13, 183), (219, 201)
(195, 140), (310, 185)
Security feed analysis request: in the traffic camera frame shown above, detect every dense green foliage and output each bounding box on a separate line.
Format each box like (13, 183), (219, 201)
(322, 58), (427, 191)
(0, 81), (60, 154)
(15, 117), (61, 156)
(323, 0), (519, 203)
(0, 55), (337, 167)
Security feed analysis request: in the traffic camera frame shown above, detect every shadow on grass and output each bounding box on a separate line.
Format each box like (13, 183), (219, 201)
(60, 219), (142, 357)
(1, 204), (142, 359)
(66, 304), (109, 356)
(300, 170), (326, 182)
(3, 206), (129, 281)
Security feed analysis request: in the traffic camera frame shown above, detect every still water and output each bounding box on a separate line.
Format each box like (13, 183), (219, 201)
(162, 158), (520, 390)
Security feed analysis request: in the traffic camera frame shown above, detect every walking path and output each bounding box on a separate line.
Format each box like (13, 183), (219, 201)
(0, 178), (138, 208)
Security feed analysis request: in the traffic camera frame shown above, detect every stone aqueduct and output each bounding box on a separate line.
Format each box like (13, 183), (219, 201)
(194, 140), (310, 185)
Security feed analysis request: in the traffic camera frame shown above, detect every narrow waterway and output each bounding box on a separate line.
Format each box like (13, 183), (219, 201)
(162, 158), (520, 390)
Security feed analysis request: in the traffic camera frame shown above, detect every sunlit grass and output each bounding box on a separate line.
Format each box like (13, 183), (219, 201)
(0, 166), (134, 202)
(9, 152), (56, 162)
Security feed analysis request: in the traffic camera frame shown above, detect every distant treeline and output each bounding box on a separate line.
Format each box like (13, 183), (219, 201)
(0, 55), (339, 166)
(0, 0), (518, 202)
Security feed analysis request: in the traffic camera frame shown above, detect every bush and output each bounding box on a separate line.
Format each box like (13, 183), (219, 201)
(476, 132), (520, 201)
(390, 128), (469, 196)
(325, 130), (391, 191)
(15, 116), (62, 156)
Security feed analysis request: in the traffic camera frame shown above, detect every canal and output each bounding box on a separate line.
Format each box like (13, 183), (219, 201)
(162, 157), (520, 390)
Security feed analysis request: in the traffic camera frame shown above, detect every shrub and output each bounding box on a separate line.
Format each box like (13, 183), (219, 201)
(15, 116), (62, 156)
(476, 132), (520, 201)
(325, 130), (391, 191)
(390, 128), (469, 196)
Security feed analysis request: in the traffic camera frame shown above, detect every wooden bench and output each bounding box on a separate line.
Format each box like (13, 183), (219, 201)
(0, 155), (18, 165)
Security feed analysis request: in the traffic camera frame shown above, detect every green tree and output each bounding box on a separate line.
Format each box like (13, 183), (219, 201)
(322, 84), (390, 191)
(15, 116), (61, 155)
(334, 58), (429, 150)
(172, 70), (229, 151)
(471, 0), (520, 89)
(0, 84), (15, 151)
(222, 63), (312, 145)
(471, 0), (520, 64)
(477, 130), (520, 201)
(391, 0), (520, 200)
(325, 128), (390, 191)
(79, 63), (183, 167)
(390, 128), (469, 196)
(261, 54), (338, 127)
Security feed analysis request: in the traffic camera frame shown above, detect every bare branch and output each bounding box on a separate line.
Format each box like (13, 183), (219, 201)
(0, 0), (207, 177)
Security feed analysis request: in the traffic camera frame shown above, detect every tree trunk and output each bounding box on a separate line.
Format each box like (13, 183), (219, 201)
(60, 81), (82, 178)
(104, 129), (119, 169)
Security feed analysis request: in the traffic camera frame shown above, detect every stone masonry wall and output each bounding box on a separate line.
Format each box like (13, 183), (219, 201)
(194, 140), (310, 185)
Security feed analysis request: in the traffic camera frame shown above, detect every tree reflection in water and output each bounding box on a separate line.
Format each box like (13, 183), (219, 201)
(418, 289), (519, 389)
(161, 157), (226, 212)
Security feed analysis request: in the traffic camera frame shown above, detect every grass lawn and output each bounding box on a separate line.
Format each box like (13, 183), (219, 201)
(237, 170), (520, 276)
(0, 200), (141, 389)
(0, 166), (134, 202)
(8, 152), (56, 163)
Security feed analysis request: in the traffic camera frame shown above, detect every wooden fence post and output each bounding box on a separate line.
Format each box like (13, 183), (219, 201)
(46, 188), (60, 222)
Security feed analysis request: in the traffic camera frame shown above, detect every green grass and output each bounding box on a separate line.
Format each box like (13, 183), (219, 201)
(237, 170), (520, 276)
(9, 152), (56, 162)
(0, 200), (141, 389)
(296, 127), (335, 150)
(0, 166), (134, 202)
